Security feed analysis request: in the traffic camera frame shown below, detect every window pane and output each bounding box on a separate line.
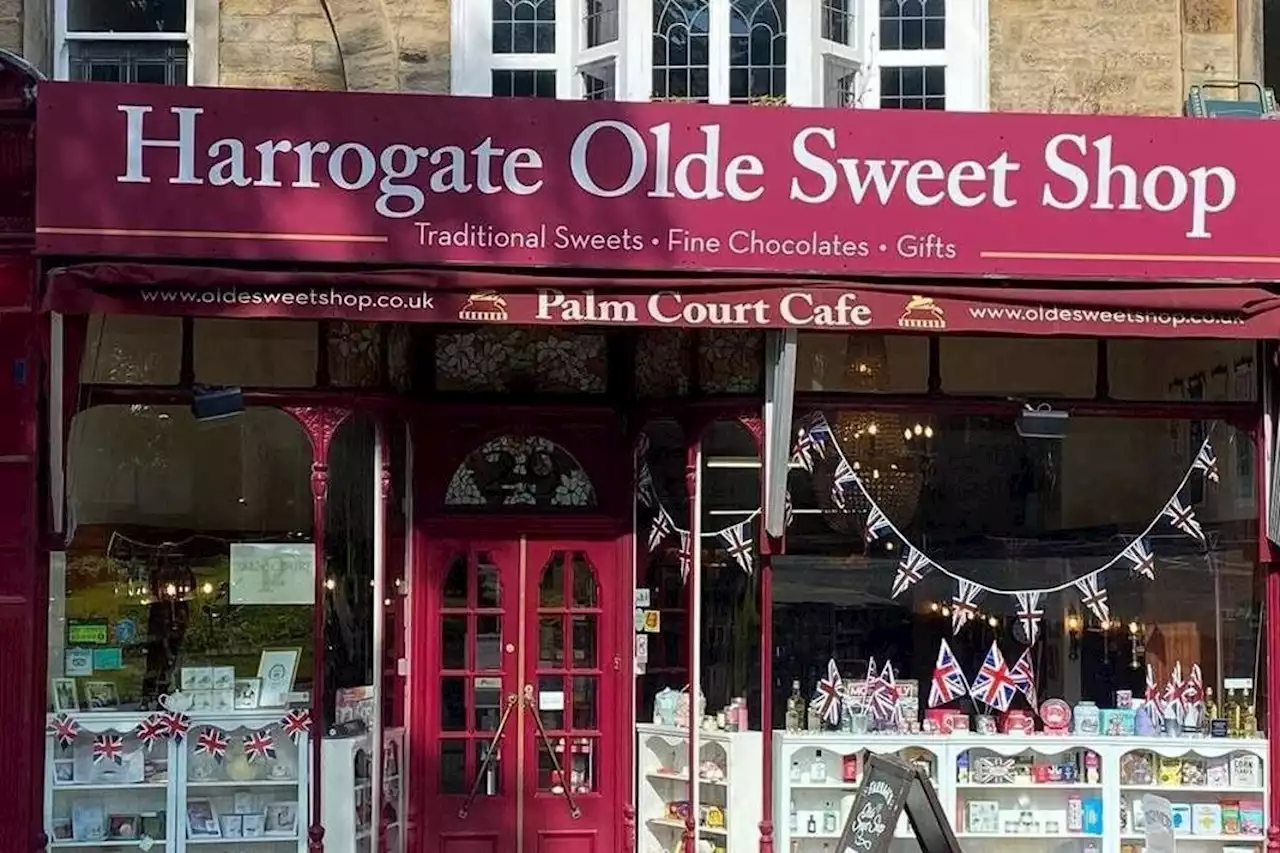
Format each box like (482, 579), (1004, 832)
(68, 41), (188, 86)
(583, 62), (616, 100)
(653, 0), (711, 102)
(822, 0), (854, 45)
(193, 319), (319, 388)
(729, 0), (786, 103)
(81, 315), (183, 385)
(880, 66), (946, 110)
(491, 69), (557, 98)
(879, 0), (945, 50)
(796, 333), (929, 393)
(824, 58), (863, 108)
(940, 337), (1096, 396)
(585, 0), (619, 46)
(1108, 339), (1257, 402)
(68, 0), (185, 32)
(493, 0), (556, 54)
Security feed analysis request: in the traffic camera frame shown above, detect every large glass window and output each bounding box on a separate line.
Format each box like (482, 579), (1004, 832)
(58, 0), (190, 84)
(55, 406), (314, 710)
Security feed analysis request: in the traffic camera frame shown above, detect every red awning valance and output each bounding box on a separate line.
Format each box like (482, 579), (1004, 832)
(42, 262), (1280, 339)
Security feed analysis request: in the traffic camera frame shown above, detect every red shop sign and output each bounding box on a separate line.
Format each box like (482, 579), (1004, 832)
(33, 82), (1280, 283)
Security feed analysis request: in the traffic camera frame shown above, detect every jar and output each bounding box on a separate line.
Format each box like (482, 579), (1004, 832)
(1074, 701), (1101, 735)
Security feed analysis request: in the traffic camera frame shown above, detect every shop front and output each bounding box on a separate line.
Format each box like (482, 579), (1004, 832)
(26, 79), (1280, 853)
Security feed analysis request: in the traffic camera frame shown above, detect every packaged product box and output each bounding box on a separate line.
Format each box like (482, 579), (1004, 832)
(1170, 803), (1192, 835)
(1192, 803), (1223, 835)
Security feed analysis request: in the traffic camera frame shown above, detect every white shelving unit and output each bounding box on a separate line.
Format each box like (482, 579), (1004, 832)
(320, 727), (405, 853)
(636, 724), (762, 853)
(772, 732), (1270, 852)
(45, 711), (310, 853)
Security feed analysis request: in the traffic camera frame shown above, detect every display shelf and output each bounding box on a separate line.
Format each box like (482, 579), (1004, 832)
(772, 732), (1270, 851)
(636, 724), (761, 853)
(320, 726), (405, 853)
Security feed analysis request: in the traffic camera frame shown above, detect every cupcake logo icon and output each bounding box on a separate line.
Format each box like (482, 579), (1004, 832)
(459, 291), (509, 322)
(898, 295), (946, 330)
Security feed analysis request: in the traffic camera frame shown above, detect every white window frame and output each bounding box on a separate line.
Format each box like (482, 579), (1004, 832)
(53, 0), (196, 84)
(452, 0), (988, 110)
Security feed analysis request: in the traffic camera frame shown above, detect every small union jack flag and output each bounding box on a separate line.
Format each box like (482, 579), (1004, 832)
(891, 547), (930, 599)
(1162, 661), (1185, 722)
(1164, 496), (1205, 543)
(1193, 442), (1220, 484)
(1122, 538), (1156, 581)
(864, 506), (893, 544)
(1073, 573), (1110, 623)
(720, 522), (755, 575)
(928, 639), (968, 708)
(951, 579), (982, 634)
(647, 508), (673, 553)
(162, 712), (190, 743)
(1144, 663), (1163, 722)
(970, 642), (1017, 712)
(867, 661), (901, 723)
(1181, 662), (1205, 707)
(810, 658), (844, 727)
(135, 714), (166, 751)
(1009, 648), (1038, 711)
(1014, 591), (1044, 646)
(792, 426), (821, 473)
(831, 459), (858, 509)
(48, 713), (80, 748)
(678, 531), (693, 582)
(92, 733), (124, 765)
(243, 728), (277, 763)
(195, 726), (229, 763)
(281, 708), (312, 744)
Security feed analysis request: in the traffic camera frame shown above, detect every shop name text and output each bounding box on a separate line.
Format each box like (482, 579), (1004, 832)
(117, 105), (1238, 240)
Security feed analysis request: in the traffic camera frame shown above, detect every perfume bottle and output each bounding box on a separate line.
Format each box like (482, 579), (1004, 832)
(810, 749), (828, 783)
(786, 681), (803, 733)
(806, 813), (818, 834)
(790, 761), (802, 783)
(789, 800), (798, 833)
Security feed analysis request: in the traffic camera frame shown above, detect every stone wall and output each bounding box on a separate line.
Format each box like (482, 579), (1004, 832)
(989, 0), (1245, 115)
(218, 0), (449, 93)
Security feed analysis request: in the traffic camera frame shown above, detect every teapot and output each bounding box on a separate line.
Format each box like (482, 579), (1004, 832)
(159, 691), (194, 713)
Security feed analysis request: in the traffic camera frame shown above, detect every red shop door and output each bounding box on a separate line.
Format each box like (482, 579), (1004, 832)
(416, 536), (622, 853)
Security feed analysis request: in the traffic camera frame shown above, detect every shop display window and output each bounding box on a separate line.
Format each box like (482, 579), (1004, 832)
(193, 318), (320, 388)
(55, 405), (315, 712)
(81, 315), (183, 385)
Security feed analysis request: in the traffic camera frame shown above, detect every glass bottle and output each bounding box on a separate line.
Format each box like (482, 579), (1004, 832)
(786, 681), (803, 733)
(790, 760), (802, 783)
(1226, 688), (1242, 737)
(1205, 687), (1220, 730)
(822, 801), (838, 833)
(789, 799), (798, 833)
(1244, 689), (1257, 737)
(811, 749), (828, 783)
(806, 813), (818, 834)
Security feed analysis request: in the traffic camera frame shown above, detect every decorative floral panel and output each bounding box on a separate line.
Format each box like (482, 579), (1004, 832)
(435, 327), (608, 393)
(445, 435), (598, 508)
(635, 329), (692, 397)
(386, 324), (413, 392)
(327, 321), (382, 387)
(698, 329), (763, 393)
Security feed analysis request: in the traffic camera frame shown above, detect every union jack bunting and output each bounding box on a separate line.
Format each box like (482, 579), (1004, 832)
(868, 661), (901, 723)
(1073, 573), (1110, 623)
(678, 531), (693, 582)
(805, 414), (834, 449)
(784, 490), (794, 528)
(1009, 648), (1038, 711)
(647, 508), (674, 553)
(135, 714), (167, 751)
(48, 713), (80, 748)
(1164, 496), (1205, 543)
(161, 712), (190, 743)
(720, 522), (755, 575)
(92, 733), (124, 765)
(281, 709), (312, 744)
(1193, 443), (1220, 484)
(810, 658), (844, 727)
(243, 728), (278, 763)
(864, 506), (893, 544)
(951, 579), (982, 634)
(1014, 591), (1045, 646)
(928, 639), (968, 708)
(792, 426), (821, 473)
(831, 459), (857, 509)
(970, 642), (1017, 712)
(195, 726), (229, 763)
(1122, 538), (1156, 581)
(634, 434), (655, 508)
(891, 547), (930, 599)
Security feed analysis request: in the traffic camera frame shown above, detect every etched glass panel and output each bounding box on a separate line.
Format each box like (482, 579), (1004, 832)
(435, 327), (608, 393)
(445, 435), (597, 508)
(698, 329), (763, 393)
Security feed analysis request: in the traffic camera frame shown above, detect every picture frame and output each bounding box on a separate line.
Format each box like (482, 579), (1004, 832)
(52, 678), (79, 712)
(212, 689), (235, 712)
(107, 814), (141, 840)
(212, 666), (236, 691)
(186, 800), (221, 838)
(241, 814), (265, 838)
(181, 666), (213, 691)
(50, 817), (72, 840)
(53, 759), (74, 783)
(71, 802), (106, 841)
(264, 802), (298, 836)
(233, 792), (256, 815)
(82, 680), (119, 710)
(234, 678), (261, 710)
(219, 814), (243, 838)
(256, 649), (301, 709)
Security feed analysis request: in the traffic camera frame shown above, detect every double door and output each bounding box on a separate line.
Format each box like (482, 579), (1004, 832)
(417, 536), (622, 853)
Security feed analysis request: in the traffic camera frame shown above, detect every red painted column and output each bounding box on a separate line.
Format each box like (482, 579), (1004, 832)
(284, 407), (351, 853)
(1267, 558), (1280, 853)
(758, 535), (776, 853)
(682, 437), (698, 853)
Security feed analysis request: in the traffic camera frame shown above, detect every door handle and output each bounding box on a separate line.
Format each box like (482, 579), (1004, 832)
(456, 692), (518, 819)
(523, 684), (582, 820)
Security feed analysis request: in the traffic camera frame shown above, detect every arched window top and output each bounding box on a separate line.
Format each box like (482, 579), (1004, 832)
(445, 435), (597, 509)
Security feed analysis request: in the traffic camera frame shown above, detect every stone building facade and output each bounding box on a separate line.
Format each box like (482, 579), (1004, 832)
(0, 0), (1269, 115)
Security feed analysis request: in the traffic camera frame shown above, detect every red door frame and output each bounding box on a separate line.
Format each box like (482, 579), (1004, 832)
(406, 409), (634, 853)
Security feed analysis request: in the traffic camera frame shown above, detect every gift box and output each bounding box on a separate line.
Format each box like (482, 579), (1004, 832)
(972, 756), (1015, 785)
(1100, 708), (1136, 736)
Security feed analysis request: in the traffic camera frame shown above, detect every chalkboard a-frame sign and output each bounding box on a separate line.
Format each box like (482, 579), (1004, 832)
(835, 753), (963, 853)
